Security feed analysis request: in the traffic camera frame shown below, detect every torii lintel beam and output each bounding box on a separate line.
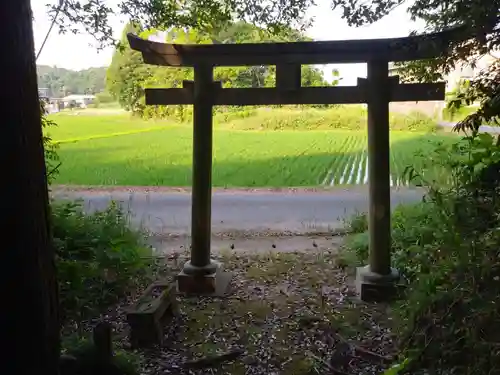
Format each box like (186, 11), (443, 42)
(144, 82), (445, 106)
(127, 25), (468, 67)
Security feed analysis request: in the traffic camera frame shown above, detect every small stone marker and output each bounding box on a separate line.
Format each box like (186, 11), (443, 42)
(93, 321), (113, 362)
(59, 321), (124, 375)
(126, 281), (178, 348)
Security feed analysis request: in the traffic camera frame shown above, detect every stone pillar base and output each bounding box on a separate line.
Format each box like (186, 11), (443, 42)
(177, 260), (231, 296)
(355, 265), (400, 302)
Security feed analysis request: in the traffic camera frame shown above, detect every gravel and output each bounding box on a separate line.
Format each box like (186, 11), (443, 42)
(67, 250), (396, 375)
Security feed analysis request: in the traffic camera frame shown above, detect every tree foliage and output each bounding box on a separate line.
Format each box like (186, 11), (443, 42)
(41, 104), (60, 184)
(106, 22), (150, 111)
(37, 65), (107, 97)
(48, 0), (314, 49)
(449, 59), (500, 133)
(106, 21), (337, 120)
(331, 0), (500, 133)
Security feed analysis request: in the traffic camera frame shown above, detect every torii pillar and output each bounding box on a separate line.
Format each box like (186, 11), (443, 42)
(176, 64), (231, 295)
(355, 60), (400, 302)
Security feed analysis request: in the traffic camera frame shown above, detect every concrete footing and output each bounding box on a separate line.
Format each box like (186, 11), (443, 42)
(177, 260), (231, 296)
(355, 265), (400, 302)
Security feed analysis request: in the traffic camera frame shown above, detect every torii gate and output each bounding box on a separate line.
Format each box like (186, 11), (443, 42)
(128, 26), (466, 301)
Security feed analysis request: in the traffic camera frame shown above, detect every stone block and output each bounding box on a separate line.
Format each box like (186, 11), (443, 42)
(126, 282), (177, 348)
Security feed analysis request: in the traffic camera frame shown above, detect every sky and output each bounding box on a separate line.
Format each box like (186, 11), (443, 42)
(32, 0), (424, 86)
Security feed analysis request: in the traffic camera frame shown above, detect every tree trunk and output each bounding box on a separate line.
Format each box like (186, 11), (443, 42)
(0, 1), (60, 374)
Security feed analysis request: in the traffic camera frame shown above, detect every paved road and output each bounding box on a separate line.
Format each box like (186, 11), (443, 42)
(439, 121), (500, 134)
(53, 187), (426, 235)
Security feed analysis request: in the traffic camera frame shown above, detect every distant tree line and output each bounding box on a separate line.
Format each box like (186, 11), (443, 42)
(106, 21), (340, 119)
(37, 65), (107, 98)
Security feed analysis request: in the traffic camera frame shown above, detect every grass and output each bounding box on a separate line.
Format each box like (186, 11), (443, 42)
(47, 110), (456, 187)
(48, 113), (172, 142)
(93, 101), (122, 109)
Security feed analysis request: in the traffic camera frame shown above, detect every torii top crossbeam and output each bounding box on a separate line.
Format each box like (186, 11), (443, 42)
(127, 25), (468, 67)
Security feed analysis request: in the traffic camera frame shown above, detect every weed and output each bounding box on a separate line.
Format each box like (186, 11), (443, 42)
(344, 132), (500, 374)
(52, 200), (152, 322)
(344, 210), (368, 234)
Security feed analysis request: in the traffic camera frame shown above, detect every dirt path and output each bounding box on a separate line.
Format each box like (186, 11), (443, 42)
(148, 231), (347, 255)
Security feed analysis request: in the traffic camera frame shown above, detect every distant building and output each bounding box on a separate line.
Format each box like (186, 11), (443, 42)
(45, 98), (63, 114)
(38, 88), (50, 100)
(386, 54), (498, 117)
(62, 94), (96, 109)
(444, 53), (498, 92)
(387, 63), (444, 118)
(388, 52), (498, 93)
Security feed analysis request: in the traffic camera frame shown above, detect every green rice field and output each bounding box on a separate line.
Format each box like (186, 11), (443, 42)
(48, 111), (455, 187)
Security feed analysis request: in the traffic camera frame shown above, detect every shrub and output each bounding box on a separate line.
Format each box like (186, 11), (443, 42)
(389, 111), (438, 132)
(343, 131), (500, 375)
(344, 209), (368, 234)
(226, 106), (366, 130)
(96, 91), (115, 104)
(140, 103), (193, 121)
(393, 226), (500, 375)
(385, 184), (500, 374)
(214, 107), (257, 124)
(52, 200), (152, 322)
(139, 104), (259, 124)
(41, 102), (60, 183)
(442, 105), (478, 122)
(342, 200), (442, 280)
(223, 106), (438, 132)
(135, 104), (438, 132)
(341, 230), (368, 267)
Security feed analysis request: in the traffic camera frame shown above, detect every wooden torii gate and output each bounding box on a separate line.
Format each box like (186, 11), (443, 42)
(128, 26), (464, 301)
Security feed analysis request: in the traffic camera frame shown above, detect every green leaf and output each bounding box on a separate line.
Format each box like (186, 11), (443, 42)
(383, 358), (411, 375)
(474, 162), (486, 174)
